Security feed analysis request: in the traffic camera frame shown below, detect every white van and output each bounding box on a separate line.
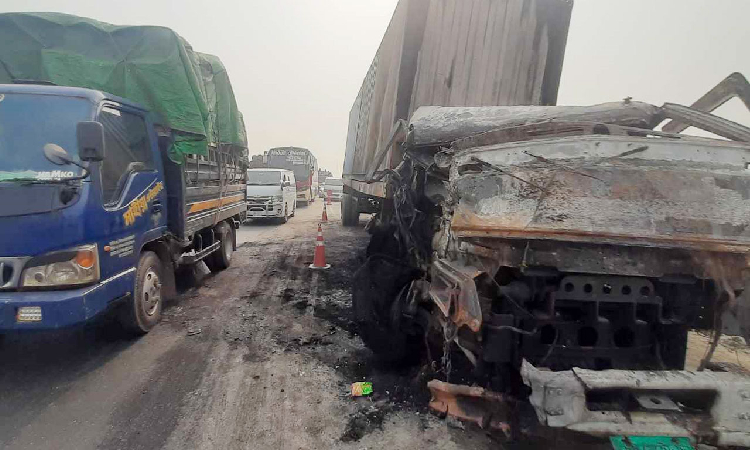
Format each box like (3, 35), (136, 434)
(246, 169), (296, 223)
(323, 178), (344, 202)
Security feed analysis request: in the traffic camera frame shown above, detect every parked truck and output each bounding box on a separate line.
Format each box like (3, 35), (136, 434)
(344, 0), (750, 446)
(266, 147), (319, 205)
(0, 13), (247, 334)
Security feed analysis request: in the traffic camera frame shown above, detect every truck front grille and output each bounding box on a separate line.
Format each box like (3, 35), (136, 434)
(248, 196), (273, 204)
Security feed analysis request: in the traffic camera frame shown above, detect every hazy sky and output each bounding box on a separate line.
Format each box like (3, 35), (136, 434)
(3, 0), (750, 176)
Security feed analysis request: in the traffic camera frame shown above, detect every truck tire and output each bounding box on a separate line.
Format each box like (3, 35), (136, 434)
(280, 206), (289, 224)
(341, 193), (359, 227)
(120, 251), (163, 335)
(352, 255), (422, 363)
(206, 222), (234, 272)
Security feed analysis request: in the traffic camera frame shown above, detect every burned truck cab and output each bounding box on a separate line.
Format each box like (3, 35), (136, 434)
(355, 100), (750, 446)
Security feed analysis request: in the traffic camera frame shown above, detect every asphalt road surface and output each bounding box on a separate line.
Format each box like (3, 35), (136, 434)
(0, 201), (496, 450)
(2, 201), (748, 450)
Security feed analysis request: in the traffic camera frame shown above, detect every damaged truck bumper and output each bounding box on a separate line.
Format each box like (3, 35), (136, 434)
(521, 360), (750, 447)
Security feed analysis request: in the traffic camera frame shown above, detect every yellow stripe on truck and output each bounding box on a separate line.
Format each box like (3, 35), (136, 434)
(188, 194), (244, 214)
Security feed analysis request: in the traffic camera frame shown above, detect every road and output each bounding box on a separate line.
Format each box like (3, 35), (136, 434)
(0, 201), (495, 450)
(2, 200), (749, 450)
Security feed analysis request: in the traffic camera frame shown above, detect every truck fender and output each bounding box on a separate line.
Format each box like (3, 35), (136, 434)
(141, 240), (177, 300)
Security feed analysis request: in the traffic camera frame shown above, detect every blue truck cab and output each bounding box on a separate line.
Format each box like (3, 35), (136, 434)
(0, 84), (247, 334)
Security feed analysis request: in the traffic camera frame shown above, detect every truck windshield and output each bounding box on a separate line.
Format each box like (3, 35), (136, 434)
(0, 93), (91, 182)
(267, 150), (312, 183)
(247, 171), (281, 185)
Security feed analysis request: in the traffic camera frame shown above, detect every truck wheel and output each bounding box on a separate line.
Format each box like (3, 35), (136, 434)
(341, 193), (359, 227)
(120, 251), (163, 335)
(352, 255), (423, 363)
(206, 222), (234, 272)
(280, 206), (289, 224)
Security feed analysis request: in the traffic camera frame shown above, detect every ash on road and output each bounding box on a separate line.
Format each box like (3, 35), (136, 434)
(0, 202), (496, 450)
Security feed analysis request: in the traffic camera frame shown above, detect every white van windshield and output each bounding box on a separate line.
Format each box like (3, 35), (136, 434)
(247, 171), (281, 186)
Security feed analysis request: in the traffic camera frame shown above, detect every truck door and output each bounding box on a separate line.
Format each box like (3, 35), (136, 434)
(97, 105), (166, 280)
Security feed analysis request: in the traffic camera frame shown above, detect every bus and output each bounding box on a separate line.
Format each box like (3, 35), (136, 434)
(266, 147), (318, 205)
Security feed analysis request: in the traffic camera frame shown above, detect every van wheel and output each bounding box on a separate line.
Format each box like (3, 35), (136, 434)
(206, 222), (234, 272)
(280, 206), (289, 224)
(120, 251), (163, 335)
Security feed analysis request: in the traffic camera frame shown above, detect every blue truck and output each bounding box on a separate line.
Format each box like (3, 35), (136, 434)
(0, 14), (248, 335)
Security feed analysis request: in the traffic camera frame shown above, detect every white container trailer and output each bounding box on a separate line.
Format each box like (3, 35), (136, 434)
(342, 0), (573, 219)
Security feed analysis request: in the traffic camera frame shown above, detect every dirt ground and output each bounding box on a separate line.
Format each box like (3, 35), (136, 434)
(1, 201), (749, 450)
(0, 202), (496, 450)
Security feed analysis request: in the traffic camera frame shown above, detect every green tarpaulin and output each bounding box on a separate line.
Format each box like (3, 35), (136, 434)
(0, 12), (247, 159)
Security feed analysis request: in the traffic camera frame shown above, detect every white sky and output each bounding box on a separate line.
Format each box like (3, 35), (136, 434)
(3, 0), (750, 176)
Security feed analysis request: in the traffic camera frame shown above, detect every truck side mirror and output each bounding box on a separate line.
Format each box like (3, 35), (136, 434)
(77, 121), (106, 162)
(283, 181), (291, 187)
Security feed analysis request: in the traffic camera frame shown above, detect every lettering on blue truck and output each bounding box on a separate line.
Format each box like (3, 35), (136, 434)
(107, 235), (136, 258)
(122, 181), (163, 227)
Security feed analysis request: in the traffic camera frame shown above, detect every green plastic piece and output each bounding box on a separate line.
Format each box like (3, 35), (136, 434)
(610, 436), (695, 450)
(0, 12), (247, 160)
(361, 382), (373, 396)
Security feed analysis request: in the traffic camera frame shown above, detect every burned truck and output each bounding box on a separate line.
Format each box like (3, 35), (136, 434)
(353, 98), (750, 445)
(343, 0), (750, 446)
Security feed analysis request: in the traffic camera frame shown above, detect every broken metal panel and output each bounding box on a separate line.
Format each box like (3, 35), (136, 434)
(448, 135), (750, 254)
(459, 240), (748, 287)
(428, 258), (483, 332)
(451, 120), (629, 152)
(521, 360), (750, 446)
(663, 72), (750, 134)
(427, 380), (511, 433)
(342, 178), (386, 198)
(449, 120), (725, 153)
(407, 102), (663, 147)
(661, 102), (750, 142)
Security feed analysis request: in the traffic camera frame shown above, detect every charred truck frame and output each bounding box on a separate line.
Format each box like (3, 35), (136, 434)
(343, 0), (750, 446)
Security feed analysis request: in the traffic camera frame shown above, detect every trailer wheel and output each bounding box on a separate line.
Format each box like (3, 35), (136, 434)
(120, 251), (163, 335)
(341, 193), (359, 227)
(206, 222), (234, 272)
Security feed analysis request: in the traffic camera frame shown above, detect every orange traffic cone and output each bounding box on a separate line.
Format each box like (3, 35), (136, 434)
(322, 203), (328, 223)
(309, 223), (330, 270)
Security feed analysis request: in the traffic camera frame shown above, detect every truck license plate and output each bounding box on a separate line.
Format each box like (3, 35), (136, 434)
(610, 436), (694, 450)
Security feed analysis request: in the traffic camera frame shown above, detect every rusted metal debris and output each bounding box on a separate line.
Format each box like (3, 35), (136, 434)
(521, 360), (750, 447)
(427, 380), (511, 434)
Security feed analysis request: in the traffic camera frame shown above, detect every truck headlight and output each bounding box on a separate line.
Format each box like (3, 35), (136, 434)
(274, 195), (284, 202)
(21, 244), (100, 288)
